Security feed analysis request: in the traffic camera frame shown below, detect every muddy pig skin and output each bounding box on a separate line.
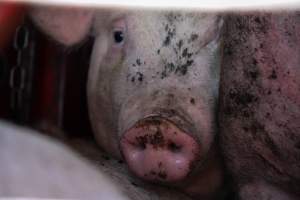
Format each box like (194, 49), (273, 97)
(30, 6), (225, 198)
(0, 121), (129, 200)
(219, 12), (300, 199)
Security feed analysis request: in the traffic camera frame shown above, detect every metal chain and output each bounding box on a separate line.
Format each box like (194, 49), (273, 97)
(9, 25), (29, 111)
(8, 17), (37, 124)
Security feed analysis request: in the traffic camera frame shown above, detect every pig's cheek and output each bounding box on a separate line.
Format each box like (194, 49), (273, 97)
(101, 37), (126, 65)
(104, 47), (125, 67)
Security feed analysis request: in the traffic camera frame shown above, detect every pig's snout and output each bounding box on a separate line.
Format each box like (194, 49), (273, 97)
(120, 117), (200, 182)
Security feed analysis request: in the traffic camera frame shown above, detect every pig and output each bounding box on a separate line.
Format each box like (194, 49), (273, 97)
(0, 120), (193, 200)
(30, 5), (225, 199)
(219, 12), (300, 199)
(0, 120), (128, 200)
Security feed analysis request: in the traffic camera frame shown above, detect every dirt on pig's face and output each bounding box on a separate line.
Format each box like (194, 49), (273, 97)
(87, 10), (224, 196)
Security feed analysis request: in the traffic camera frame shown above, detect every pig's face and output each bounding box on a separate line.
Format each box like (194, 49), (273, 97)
(30, 7), (224, 197)
(88, 10), (222, 183)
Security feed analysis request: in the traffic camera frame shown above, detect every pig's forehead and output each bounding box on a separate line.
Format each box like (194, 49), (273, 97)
(127, 11), (218, 31)
(128, 11), (219, 48)
(93, 9), (219, 36)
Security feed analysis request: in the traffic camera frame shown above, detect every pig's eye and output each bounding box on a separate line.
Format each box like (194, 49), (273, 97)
(113, 30), (124, 44)
(112, 18), (126, 46)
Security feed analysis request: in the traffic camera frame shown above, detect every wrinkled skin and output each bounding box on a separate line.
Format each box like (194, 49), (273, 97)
(0, 121), (128, 200)
(219, 12), (300, 199)
(30, 6), (225, 199)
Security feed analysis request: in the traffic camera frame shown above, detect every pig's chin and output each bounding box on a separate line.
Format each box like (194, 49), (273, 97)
(120, 116), (201, 183)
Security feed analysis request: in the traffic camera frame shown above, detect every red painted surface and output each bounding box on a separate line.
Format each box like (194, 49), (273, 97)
(0, 2), (27, 50)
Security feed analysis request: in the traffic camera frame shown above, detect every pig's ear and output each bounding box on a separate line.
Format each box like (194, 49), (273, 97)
(30, 5), (94, 46)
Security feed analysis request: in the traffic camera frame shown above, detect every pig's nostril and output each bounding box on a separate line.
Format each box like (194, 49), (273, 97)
(135, 136), (147, 150)
(168, 142), (182, 153)
(137, 141), (146, 150)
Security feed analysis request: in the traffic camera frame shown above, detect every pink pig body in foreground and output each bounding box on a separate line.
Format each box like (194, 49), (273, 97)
(0, 121), (128, 200)
(0, 121), (193, 200)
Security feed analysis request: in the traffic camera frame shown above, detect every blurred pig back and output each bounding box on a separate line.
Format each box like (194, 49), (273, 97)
(219, 12), (300, 199)
(0, 121), (129, 200)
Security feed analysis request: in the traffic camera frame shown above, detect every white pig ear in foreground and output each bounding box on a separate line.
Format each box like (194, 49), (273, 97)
(30, 6), (94, 46)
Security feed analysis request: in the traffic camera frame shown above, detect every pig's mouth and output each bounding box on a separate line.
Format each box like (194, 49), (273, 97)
(120, 116), (201, 183)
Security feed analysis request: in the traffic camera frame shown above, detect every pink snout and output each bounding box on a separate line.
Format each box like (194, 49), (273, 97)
(120, 118), (200, 182)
